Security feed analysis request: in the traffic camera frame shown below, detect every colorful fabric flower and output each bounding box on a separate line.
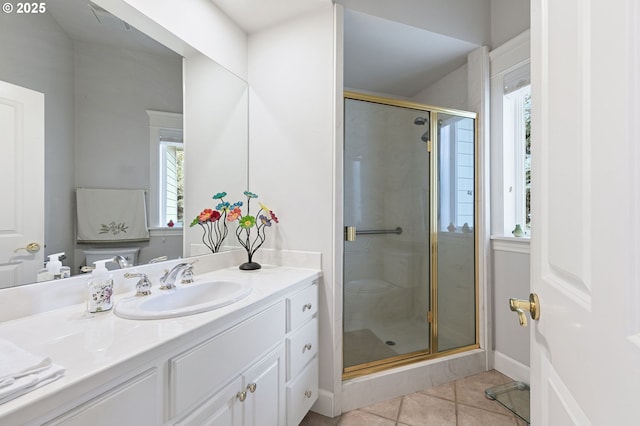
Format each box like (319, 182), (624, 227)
(244, 191), (258, 199)
(259, 202), (270, 212)
(212, 192), (227, 199)
(198, 209), (220, 222)
(259, 215), (272, 227)
(216, 201), (230, 211)
(239, 215), (256, 229)
(269, 210), (279, 223)
(231, 201), (243, 209)
(227, 207), (242, 221)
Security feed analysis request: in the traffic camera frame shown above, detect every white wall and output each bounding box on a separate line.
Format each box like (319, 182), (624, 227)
(247, 3), (337, 415)
(490, 0), (530, 48)
(488, 31), (531, 381)
(97, 0), (248, 80)
(411, 64), (468, 110)
(0, 11), (76, 269)
(491, 240), (530, 381)
(339, 0), (491, 46)
(183, 52), (248, 256)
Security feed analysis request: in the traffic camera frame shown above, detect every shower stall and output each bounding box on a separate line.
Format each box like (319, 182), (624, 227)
(343, 92), (478, 378)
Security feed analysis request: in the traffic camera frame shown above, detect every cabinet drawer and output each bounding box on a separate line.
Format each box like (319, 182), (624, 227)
(286, 357), (318, 426)
(286, 283), (317, 332)
(286, 317), (318, 380)
(170, 301), (285, 417)
(45, 369), (160, 426)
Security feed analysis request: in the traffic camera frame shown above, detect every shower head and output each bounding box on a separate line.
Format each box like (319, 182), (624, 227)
(414, 116), (427, 125)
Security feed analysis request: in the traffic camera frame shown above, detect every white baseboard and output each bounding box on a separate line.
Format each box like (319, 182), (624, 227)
(492, 350), (530, 383)
(311, 388), (336, 418)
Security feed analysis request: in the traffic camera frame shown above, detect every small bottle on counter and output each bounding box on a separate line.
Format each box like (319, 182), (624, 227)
(87, 259), (114, 313)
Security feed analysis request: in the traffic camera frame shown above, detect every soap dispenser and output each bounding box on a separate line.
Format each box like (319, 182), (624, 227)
(37, 252), (65, 282)
(87, 259), (115, 313)
(46, 252), (65, 280)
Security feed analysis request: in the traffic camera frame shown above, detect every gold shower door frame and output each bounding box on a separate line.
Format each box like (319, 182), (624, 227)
(342, 92), (480, 380)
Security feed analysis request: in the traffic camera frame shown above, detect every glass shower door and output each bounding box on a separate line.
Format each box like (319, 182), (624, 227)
(343, 96), (431, 373)
(434, 113), (477, 352)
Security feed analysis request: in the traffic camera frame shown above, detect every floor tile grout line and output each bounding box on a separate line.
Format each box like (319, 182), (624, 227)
(396, 394), (405, 422)
(454, 380), (459, 425)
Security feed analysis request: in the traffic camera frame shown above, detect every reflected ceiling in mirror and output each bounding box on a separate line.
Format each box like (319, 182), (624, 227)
(0, 0), (248, 288)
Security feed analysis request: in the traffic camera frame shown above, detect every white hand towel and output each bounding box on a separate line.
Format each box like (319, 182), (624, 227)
(0, 364), (65, 405)
(0, 339), (52, 382)
(0, 339), (66, 405)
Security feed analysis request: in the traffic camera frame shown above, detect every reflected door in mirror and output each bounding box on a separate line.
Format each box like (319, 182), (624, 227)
(0, 81), (44, 288)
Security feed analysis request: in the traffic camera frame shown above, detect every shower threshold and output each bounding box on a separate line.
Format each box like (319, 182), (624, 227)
(485, 381), (530, 424)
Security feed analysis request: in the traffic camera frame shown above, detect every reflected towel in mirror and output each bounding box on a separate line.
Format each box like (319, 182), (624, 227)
(76, 188), (150, 242)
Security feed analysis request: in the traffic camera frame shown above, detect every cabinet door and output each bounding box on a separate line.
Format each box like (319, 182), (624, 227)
(243, 346), (285, 426)
(177, 377), (243, 426)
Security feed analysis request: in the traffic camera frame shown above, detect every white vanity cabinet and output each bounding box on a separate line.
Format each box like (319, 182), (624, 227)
(285, 282), (319, 426)
(171, 279), (320, 426)
(0, 270), (321, 426)
(171, 301), (286, 425)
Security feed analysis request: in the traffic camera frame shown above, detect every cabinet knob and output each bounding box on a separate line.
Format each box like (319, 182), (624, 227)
(303, 343), (312, 353)
(304, 390), (313, 398)
(302, 303), (312, 312)
(236, 391), (247, 402)
(247, 383), (257, 393)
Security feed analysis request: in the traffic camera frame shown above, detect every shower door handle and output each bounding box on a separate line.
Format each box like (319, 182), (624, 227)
(345, 226), (357, 242)
(509, 293), (540, 327)
(345, 226), (403, 242)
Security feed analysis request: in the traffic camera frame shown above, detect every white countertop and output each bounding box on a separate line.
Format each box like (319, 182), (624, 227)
(0, 264), (321, 422)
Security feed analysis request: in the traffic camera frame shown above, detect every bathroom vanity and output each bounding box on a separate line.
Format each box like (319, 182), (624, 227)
(0, 262), (320, 426)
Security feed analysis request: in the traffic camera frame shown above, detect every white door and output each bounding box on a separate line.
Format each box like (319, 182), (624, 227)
(0, 80), (44, 288)
(530, 0), (640, 424)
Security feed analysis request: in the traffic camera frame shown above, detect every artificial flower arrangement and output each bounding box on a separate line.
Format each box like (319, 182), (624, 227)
(234, 191), (279, 270)
(190, 190), (279, 270)
(189, 192), (240, 254)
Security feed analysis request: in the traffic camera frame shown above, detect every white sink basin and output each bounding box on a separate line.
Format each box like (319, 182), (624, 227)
(114, 281), (252, 320)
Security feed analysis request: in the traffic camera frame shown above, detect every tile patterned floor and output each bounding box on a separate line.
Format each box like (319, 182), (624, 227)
(299, 370), (528, 426)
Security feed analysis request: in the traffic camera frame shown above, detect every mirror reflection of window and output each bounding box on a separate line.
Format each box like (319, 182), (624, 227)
(159, 134), (184, 227)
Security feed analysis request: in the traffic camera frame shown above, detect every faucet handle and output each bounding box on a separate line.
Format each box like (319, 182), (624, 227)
(181, 266), (194, 284)
(124, 272), (152, 296)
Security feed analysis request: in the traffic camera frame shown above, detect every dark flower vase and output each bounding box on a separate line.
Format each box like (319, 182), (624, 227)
(239, 251), (261, 270)
(239, 261), (261, 270)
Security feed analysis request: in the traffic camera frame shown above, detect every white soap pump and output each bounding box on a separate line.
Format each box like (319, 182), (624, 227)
(46, 252), (65, 280)
(87, 259), (115, 313)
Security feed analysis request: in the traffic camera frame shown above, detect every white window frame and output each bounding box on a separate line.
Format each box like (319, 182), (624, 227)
(489, 30), (531, 238)
(147, 110), (183, 229)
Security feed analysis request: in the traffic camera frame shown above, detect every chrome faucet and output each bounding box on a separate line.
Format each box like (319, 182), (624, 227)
(159, 261), (197, 290)
(124, 272), (152, 296)
(112, 255), (130, 269)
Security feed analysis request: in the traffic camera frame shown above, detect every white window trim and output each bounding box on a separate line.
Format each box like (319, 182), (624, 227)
(147, 110), (183, 229)
(489, 30), (531, 239)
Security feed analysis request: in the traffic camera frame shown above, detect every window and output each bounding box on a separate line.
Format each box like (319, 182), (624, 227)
(159, 134), (184, 227)
(502, 65), (531, 236)
(147, 110), (183, 228)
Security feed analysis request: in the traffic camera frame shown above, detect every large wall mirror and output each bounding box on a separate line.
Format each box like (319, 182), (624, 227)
(0, 0), (248, 288)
